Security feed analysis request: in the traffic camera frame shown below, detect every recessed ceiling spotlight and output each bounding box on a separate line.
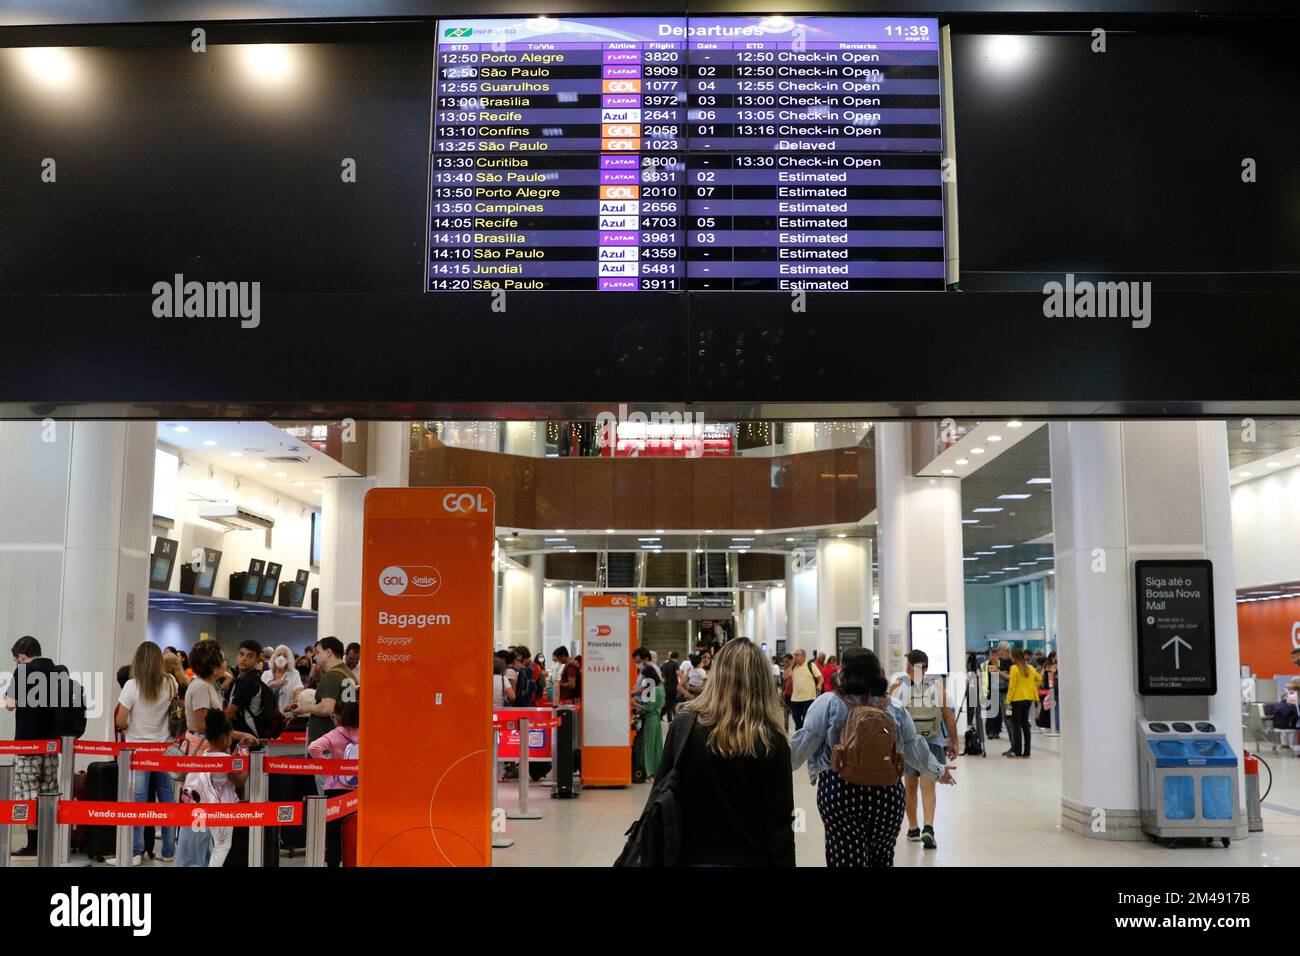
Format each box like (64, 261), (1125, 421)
(695, 547), (703, 553)
(228, 451), (242, 458)
(555, 529), (565, 533)
(1027, 477), (1051, 484)
(955, 458), (969, 466)
(941, 468), (954, 475)
(962, 519), (979, 524)
(203, 440), (217, 447)
(274, 471), (286, 478)
(754, 529), (764, 534)
(971, 447), (986, 455)
(998, 493), (1031, 500)
(1240, 472), (1253, 478)
(293, 481), (305, 487)
(975, 551), (995, 556)
(172, 425), (189, 433)
(1007, 420), (1023, 428)
(655, 529), (665, 534)
(605, 528), (616, 534)
(254, 462), (266, 469)
(836, 533), (847, 538)
(988, 435), (1003, 442)
(964, 557), (977, 561)
(973, 507), (1003, 513)
(991, 544), (1013, 549)
(785, 537), (795, 542)
(705, 530), (714, 534)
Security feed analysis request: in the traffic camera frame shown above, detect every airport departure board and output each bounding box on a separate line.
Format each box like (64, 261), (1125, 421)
(428, 16), (944, 291)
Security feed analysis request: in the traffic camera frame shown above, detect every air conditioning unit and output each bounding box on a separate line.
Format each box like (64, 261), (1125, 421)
(197, 502), (274, 531)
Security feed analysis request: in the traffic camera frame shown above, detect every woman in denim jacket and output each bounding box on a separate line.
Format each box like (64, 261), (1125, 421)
(792, 647), (955, 867)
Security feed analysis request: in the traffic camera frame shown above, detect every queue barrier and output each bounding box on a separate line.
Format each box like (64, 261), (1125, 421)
(1, 738), (358, 868)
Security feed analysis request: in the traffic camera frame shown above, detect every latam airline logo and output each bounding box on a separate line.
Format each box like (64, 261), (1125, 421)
(379, 565), (442, 598)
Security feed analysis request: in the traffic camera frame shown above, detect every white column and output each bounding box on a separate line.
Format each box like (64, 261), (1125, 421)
(0, 421), (154, 744)
(318, 423), (410, 646)
(499, 554), (544, 651)
(785, 552), (817, 655)
(1050, 420), (1242, 841)
(875, 421), (966, 683)
(815, 537), (872, 659)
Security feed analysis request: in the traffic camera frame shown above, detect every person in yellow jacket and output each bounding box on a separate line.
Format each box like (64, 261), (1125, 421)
(1004, 648), (1041, 758)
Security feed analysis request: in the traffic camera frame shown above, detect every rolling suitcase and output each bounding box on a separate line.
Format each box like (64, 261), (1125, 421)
(268, 771), (313, 855)
(78, 761), (118, 861)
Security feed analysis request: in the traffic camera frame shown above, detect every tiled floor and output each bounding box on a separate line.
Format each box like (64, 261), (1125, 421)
(492, 729), (1300, 867)
(17, 728), (1300, 868)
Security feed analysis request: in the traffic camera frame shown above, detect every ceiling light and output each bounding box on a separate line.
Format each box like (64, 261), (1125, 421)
(705, 529), (714, 534)
(973, 507), (1003, 513)
(971, 447), (986, 455)
(1007, 420), (1023, 428)
(988, 435), (1003, 442)
(976, 551), (995, 556)
(955, 458), (969, 466)
(273, 471), (286, 478)
(605, 528), (615, 534)
(1002, 567), (1020, 571)
(255, 462), (266, 469)
(836, 533), (847, 538)
(695, 548), (703, 553)
(785, 537), (795, 542)
(655, 529), (665, 534)
(228, 452), (243, 458)
(964, 557), (977, 562)
(1267, 462), (1281, 468)
(962, 519), (979, 524)
(293, 481), (305, 487)
(203, 440), (218, 447)
(1240, 472), (1253, 478)
(1027, 478), (1051, 484)
(991, 545), (1013, 549)
(172, 425), (189, 433)
(941, 468), (954, 475)
(754, 529), (764, 534)
(556, 529), (565, 533)
(998, 493), (1031, 500)
(313, 489), (323, 495)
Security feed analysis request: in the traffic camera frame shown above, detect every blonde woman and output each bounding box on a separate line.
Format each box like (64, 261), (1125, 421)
(1005, 648), (1042, 758)
(262, 643), (303, 713)
(653, 638), (794, 866)
(114, 642), (178, 864)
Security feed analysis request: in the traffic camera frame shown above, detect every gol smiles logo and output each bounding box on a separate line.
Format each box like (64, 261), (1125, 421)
(590, 624), (612, 637)
(379, 565), (442, 597)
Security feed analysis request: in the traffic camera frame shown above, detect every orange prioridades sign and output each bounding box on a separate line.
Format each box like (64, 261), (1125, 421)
(358, 487), (495, 866)
(580, 594), (637, 787)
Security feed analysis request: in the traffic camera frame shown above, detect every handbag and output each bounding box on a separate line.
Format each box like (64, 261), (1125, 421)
(167, 677), (186, 739)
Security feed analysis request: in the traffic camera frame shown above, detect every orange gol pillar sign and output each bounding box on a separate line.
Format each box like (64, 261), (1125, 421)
(580, 594), (637, 786)
(358, 487), (495, 866)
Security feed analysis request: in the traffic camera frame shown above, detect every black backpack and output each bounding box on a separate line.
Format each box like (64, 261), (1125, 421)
(514, 667), (537, 707)
(614, 714), (695, 867)
(245, 682), (286, 740)
(50, 667), (87, 738)
(960, 688), (984, 757)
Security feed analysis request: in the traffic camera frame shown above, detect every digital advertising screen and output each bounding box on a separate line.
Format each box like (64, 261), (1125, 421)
(428, 15), (944, 291)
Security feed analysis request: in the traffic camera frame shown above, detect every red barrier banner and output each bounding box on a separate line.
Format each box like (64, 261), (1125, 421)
(73, 740), (173, 757)
(0, 739), (60, 755)
(57, 800), (302, 827)
(0, 800), (36, 824)
(326, 791), (359, 819)
(264, 757), (358, 776)
(270, 732), (307, 745)
(131, 753), (246, 773)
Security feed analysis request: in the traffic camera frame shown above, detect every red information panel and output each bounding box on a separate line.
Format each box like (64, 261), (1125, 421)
(358, 487), (495, 867)
(494, 708), (556, 760)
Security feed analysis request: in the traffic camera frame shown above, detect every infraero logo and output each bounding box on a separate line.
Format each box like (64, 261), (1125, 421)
(442, 492), (490, 514)
(378, 566), (442, 598)
(445, 26), (473, 37)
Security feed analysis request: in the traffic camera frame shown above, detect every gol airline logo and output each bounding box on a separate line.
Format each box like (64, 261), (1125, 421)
(379, 565), (442, 597)
(1292, 621), (1300, 649)
(442, 492), (490, 513)
(609, 596), (630, 606)
(590, 624), (612, 637)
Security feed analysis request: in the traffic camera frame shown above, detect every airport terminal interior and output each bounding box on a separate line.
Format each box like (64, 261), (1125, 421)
(4, 416), (1300, 867)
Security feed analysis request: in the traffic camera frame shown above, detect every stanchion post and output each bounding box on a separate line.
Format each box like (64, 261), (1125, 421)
(507, 717), (542, 821)
(552, 706), (577, 799)
(304, 795), (326, 867)
(115, 747), (134, 866)
(0, 762), (12, 868)
(37, 790), (59, 868)
(58, 735), (75, 864)
(248, 751), (266, 868)
(491, 727), (512, 850)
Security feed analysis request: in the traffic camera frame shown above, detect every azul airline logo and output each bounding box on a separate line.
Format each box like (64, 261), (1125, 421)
(378, 565), (442, 597)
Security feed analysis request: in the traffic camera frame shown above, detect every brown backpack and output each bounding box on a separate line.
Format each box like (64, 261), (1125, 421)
(831, 696), (904, 787)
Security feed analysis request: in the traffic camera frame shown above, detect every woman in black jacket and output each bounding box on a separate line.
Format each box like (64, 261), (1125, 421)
(654, 638), (795, 866)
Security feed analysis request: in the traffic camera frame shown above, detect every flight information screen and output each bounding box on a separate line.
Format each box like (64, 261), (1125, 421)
(428, 16), (944, 291)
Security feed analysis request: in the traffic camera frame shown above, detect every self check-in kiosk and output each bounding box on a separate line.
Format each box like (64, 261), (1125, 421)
(1134, 560), (1240, 846)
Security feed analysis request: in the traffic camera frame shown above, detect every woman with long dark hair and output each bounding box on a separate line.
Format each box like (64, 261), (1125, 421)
(792, 647), (954, 867)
